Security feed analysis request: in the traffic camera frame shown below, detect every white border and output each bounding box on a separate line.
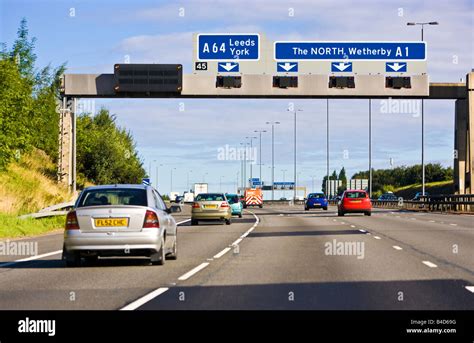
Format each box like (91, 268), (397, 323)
(273, 41), (427, 61)
(197, 33), (261, 61)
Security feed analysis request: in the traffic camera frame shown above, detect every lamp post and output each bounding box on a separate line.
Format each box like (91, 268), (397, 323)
(246, 136), (257, 181)
(254, 130), (267, 183)
(266, 121), (280, 200)
(288, 108), (303, 200)
(281, 169), (287, 199)
(187, 170), (192, 192)
(407, 21), (439, 195)
(240, 142), (249, 188)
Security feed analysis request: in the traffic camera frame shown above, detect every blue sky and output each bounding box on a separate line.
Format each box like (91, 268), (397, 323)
(1, 0), (473, 195)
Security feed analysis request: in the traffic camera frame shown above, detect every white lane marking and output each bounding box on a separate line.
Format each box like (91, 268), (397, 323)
(231, 238), (243, 246)
(373, 236), (381, 240)
(422, 261), (438, 268)
(176, 219), (191, 225)
(120, 287), (169, 311)
(332, 219), (337, 222)
(0, 250), (63, 268)
(465, 286), (474, 293)
(449, 223), (457, 226)
(396, 216), (401, 218)
(213, 247), (231, 259)
(358, 229), (366, 233)
(429, 220), (436, 223)
(350, 225), (356, 228)
(178, 262), (210, 281)
(340, 222), (345, 224)
(392, 246), (403, 250)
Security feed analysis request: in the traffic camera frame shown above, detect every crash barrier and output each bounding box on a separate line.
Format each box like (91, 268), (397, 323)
(371, 194), (474, 213)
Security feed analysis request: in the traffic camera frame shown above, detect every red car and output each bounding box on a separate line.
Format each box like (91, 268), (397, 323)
(338, 190), (372, 216)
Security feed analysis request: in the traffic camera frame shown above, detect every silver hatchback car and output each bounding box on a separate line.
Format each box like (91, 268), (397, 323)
(62, 184), (179, 267)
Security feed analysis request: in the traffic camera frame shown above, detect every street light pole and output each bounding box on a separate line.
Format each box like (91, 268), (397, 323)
(407, 21), (439, 196)
(288, 108), (302, 200)
(254, 130), (267, 183)
(281, 169), (287, 199)
(369, 99), (372, 198)
(187, 170), (192, 192)
(266, 121), (280, 200)
(326, 99), (330, 197)
(246, 136), (257, 182)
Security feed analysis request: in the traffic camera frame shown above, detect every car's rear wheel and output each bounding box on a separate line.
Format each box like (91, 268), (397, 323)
(365, 211), (372, 216)
(83, 255), (98, 265)
(63, 249), (81, 267)
(225, 218), (231, 225)
(238, 213), (242, 218)
(167, 238), (178, 260)
(151, 237), (165, 265)
(338, 211), (344, 217)
(323, 207), (328, 211)
(191, 219), (198, 226)
(259, 205), (263, 208)
(304, 206), (309, 211)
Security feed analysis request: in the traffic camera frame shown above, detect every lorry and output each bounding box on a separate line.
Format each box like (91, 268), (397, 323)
(183, 191), (195, 203)
(243, 188), (263, 208)
(194, 183), (208, 196)
(169, 192), (180, 202)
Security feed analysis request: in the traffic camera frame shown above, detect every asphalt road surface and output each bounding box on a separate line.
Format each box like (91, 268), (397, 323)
(0, 205), (473, 310)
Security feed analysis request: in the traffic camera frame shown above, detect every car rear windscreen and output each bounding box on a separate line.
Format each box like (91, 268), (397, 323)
(345, 192), (367, 199)
(309, 193), (325, 199)
(226, 195), (239, 204)
(195, 194), (225, 201)
(78, 189), (148, 207)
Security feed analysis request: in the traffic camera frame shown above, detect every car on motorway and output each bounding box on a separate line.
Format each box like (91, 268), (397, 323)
(304, 193), (328, 211)
(338, 190), (372, 216)
(378, 192), (398, 201)
(225, 193), (243, 218)
(62, 184), (179, 267)
(191, 193), (232, 225)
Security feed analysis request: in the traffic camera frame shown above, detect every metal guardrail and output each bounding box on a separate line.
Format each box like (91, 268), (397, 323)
(372, 194), (474, 213)
(19, 200), (76, 219)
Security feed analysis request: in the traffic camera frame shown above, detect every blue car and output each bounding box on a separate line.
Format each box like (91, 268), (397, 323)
(304, 193), (328, 211)
(225, 194), (243, 218)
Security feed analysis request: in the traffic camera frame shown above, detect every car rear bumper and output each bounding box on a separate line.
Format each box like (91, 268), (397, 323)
(63, 228), (162, 253)
(307, 202), (327, 208)
(191, 211), (231, 220)
(340, 206), (372, 212)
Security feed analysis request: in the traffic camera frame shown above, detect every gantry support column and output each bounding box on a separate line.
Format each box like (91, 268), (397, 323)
(454, 72), (473, 194)
(57, 97), (76, 193)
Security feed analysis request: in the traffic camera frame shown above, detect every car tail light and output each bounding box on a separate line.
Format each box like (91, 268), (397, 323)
(65, 211), (79, 230)
(220, 202), (230, 208)
(143, 210), (160, 228)
(192, 202), (200, 208)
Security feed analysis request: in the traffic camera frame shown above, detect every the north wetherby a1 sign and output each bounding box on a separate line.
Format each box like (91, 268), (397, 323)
(197, 33), (260, 61)
(274, 41), (426, 61)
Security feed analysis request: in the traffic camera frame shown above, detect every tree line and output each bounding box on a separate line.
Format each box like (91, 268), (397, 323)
(0, 19), (145, 186)
(321, 163), (452, 195)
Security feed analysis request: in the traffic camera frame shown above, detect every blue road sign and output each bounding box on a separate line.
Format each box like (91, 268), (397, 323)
(142, 178), (151, 186)
(197, 34), (260, 61)
(386, 62), (407, 72)
(331, 61), (352, 72)
(218, 61), (239, 72)
(277, 62), (298, 72)
(274, 42), (426, 60)
(250, 178), (260, 182)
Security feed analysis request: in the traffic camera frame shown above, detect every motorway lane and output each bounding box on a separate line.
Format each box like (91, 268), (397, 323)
(0, 206), (257, 309)
(137, 206), (474, 310)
